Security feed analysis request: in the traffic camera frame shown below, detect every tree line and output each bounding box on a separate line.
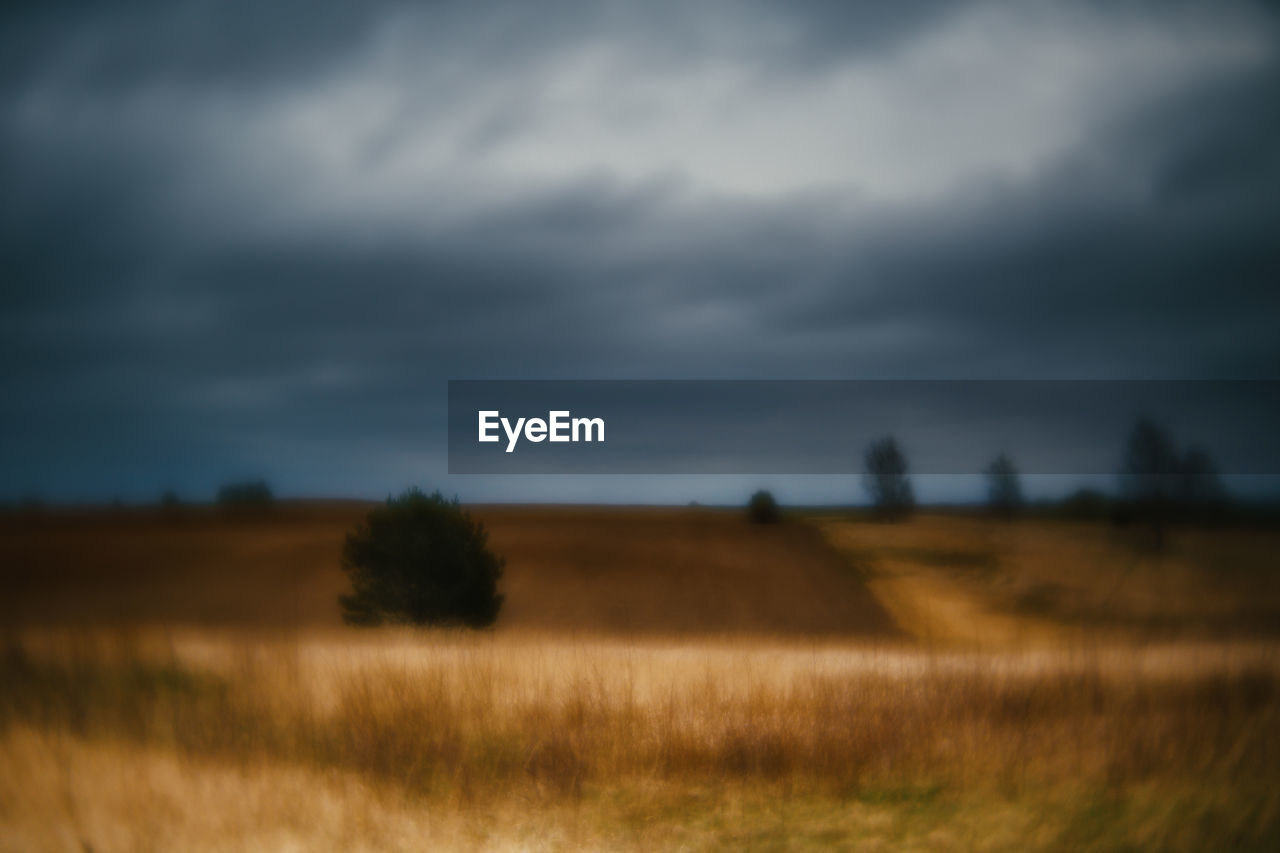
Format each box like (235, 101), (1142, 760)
(189, 418), (1236, 630)
(856, 416), (1229, 532)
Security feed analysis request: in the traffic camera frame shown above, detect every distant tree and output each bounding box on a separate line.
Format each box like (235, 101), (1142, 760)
(1176, 446), (1228, 521)
(984, 453), (1024, 517)
(1121, 418), (1180, 497)
(1060, 487), (1110, 520)
(863, 436), (914, 520)
(1059, 484), (1111, 517)
(1172, 445), (1223, 504)
(1119, 417), (1181, 548)
(16, 492), (45, 516)
(217, 479), (274, 510)
(747, 489), (781, 524)
(340, 488), (504, 628)
(158, 489), (184, 520)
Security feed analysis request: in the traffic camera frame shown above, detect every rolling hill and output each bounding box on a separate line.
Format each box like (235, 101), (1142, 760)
(0, 503), (898, 637)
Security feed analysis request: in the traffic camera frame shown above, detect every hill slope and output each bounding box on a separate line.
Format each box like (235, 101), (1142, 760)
(0, 504), (898, 637)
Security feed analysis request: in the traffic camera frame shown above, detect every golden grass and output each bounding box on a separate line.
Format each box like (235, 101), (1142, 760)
(818, 514), (1280, 645)
(3, 629), (1280, 850)
(6, 727), (1275, 852)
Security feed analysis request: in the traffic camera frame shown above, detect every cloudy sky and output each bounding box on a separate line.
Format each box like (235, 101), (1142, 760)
(3, 0), (1278, 503)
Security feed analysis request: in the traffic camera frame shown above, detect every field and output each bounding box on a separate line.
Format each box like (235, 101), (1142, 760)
(3, 505), (1280, 850)
(0, 505), (895, 635)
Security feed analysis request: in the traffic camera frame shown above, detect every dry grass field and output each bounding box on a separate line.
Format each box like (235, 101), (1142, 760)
(817, 513), (1280, 645)
(2, 505), (1280, 850)
(0, 504), (895, 636)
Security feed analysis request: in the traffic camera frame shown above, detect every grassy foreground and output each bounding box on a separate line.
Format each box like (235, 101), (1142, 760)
(3, 631), (1279, 851)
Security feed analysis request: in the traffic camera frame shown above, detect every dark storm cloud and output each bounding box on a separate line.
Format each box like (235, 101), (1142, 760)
(0, 0), (966, 92)
(2, 0), (1279, 500)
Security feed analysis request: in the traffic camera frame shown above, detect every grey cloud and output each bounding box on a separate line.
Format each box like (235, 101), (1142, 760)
(2, 0), (1279, 500)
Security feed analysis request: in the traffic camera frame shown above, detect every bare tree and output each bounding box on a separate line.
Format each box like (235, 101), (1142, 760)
(984, 453), (1024, 517)
(1119, 417), (1180, 549)
(863, 436), (914, 520)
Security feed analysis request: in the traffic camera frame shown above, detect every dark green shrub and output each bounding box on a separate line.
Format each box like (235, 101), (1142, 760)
(1060, 487), (1110, 520)
(216, 480), (273, 510)
(340, 488), (504, 628)
(748, 489), (781, 524)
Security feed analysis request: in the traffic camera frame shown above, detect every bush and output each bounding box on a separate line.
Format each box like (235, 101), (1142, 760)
(1060, 487), (1111, 520)
(216, 480), (273, 510)
(747, 490), (780, 524)
(340, 488), (504, 628)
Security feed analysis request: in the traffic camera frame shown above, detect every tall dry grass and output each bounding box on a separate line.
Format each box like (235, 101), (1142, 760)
(4, 631), (1280, 849)
(4, 630), (1278, 798)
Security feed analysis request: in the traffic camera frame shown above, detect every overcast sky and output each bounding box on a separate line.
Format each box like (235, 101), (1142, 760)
(3, 0), (1278, 503)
